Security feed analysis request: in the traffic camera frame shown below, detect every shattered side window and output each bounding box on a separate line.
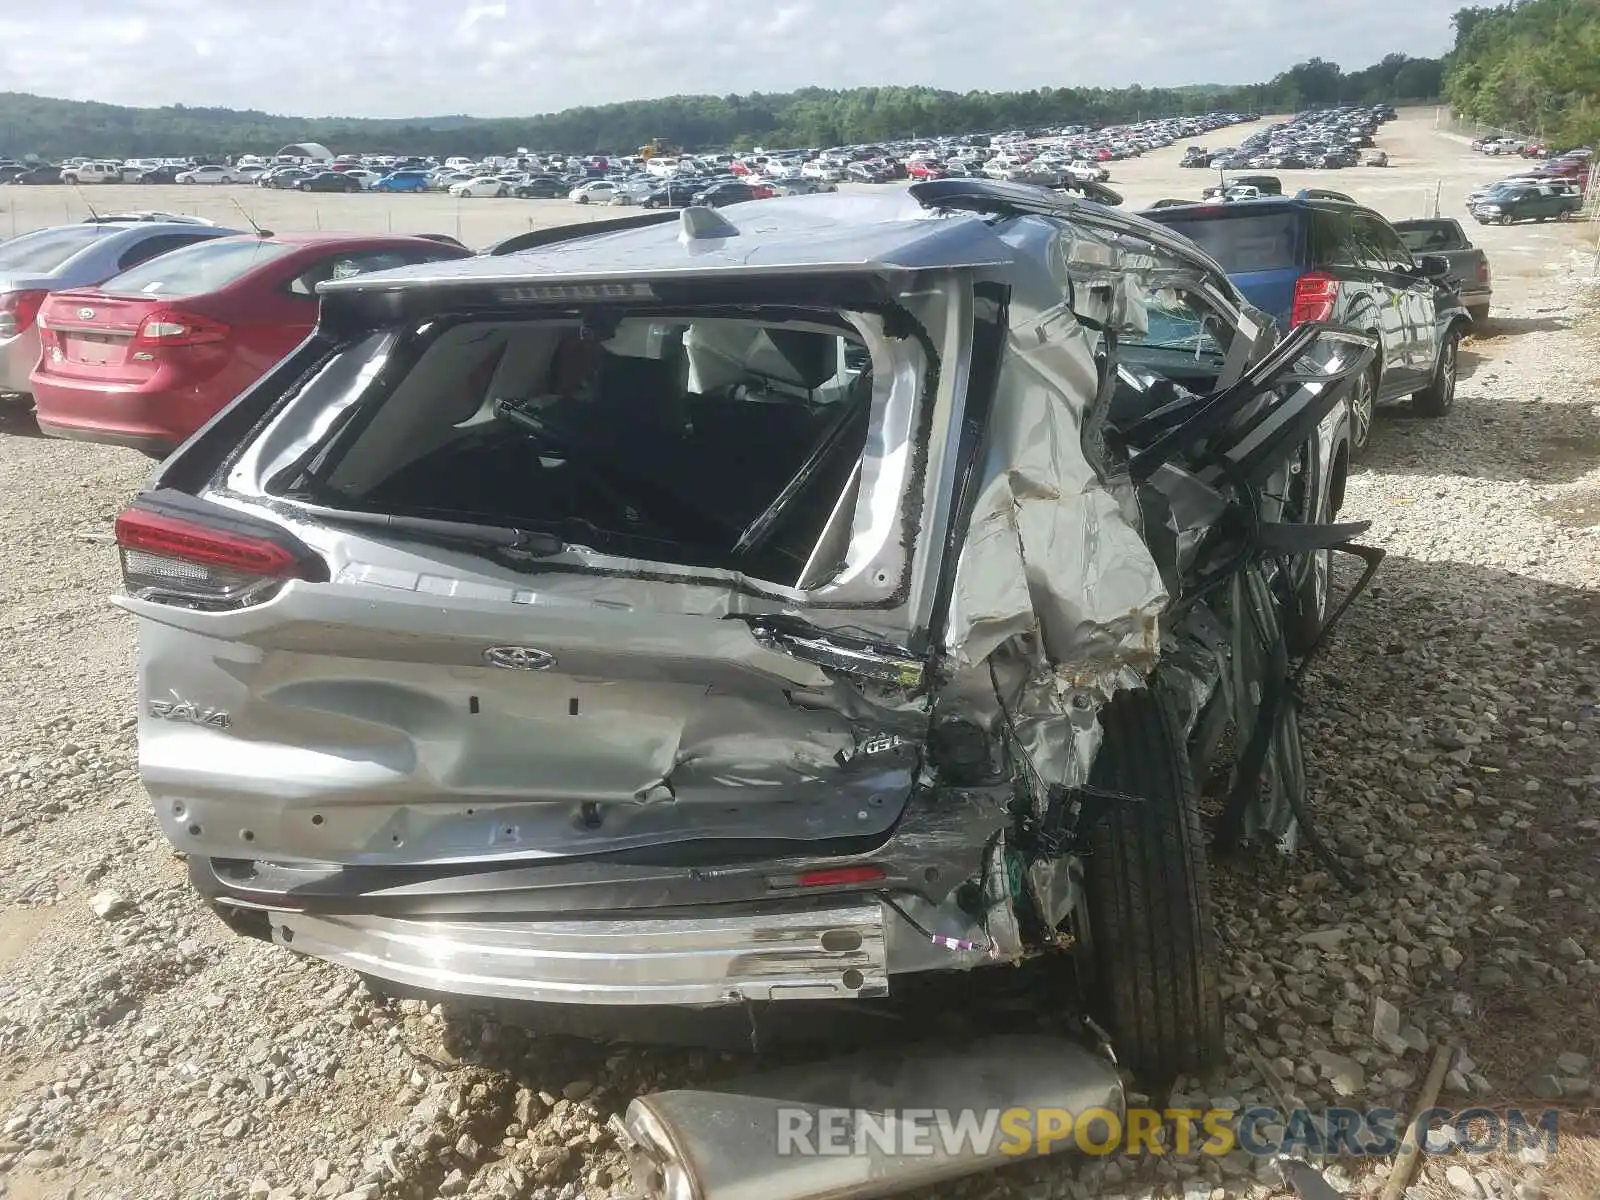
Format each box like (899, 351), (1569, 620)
(1122, 288), (1230, 360)
(1102, 232), (1238, 379)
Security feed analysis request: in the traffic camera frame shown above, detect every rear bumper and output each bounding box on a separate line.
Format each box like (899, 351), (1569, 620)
(31, 370), (227, 450)
(187, 782), (1017, 1006)
(267, 900), (905, 1006)
(0, 332), (40, 394)
(36, 417), (175, 456)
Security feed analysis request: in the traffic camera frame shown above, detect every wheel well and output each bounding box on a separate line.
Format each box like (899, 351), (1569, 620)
(1435, 318), (1469, 370)
(1329, 444), (1350, 514)
(1359, 334), (1382, 386)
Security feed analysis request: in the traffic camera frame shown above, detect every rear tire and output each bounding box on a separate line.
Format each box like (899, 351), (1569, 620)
(1468, 304), (1490, 326)
(1348, 363), (1377, 458)
(1283, 442), (1334, 656)
(1412, 327), (1459, 418)
(1079, 687), (1224, 1085)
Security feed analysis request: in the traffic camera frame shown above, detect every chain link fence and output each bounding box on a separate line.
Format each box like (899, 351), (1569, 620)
(1430, 107), (1536, 145)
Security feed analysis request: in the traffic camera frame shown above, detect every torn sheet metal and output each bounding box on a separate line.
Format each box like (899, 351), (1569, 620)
(938, 267), (1165, 794)
(941, 348), (1164, 672)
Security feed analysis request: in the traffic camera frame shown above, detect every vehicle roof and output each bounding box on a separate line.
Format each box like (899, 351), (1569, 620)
(213, 231), (460, 248)
(322, 192), (1021, 291)
(16, 219), (228, 239)
(0, 222), (245, 285)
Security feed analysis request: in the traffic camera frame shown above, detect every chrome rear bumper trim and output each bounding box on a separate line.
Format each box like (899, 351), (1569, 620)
(270, 900), (888, 1006)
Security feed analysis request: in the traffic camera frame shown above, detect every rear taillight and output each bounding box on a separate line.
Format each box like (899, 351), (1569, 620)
(133, 309), (231, 348)
(0, 290), (48, 338)
(115, 499), (326, 611)
(1290, 271), (1339, 327)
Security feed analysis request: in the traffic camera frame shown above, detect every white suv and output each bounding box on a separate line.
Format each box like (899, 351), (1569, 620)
(61, 161), (125, 184)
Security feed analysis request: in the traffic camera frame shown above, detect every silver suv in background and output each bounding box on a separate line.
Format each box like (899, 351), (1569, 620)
(115, 183), (1375, 1083)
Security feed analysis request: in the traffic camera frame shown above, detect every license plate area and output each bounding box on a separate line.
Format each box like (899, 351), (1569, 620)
(62, 333), (124, 365)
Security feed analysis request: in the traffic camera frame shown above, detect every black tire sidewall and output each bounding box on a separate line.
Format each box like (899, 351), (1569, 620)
(1349, 365), (1377, 457)
(1077, 685), (1225, 1084)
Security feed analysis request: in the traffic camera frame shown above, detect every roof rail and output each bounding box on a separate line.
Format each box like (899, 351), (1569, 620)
(909, 179), (1229, 277)
(483, 209), (678, 257)
(1296, 187), (1356, 204)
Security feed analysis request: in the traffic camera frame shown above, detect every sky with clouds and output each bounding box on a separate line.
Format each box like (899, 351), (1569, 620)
(0, 0), (1463, 119)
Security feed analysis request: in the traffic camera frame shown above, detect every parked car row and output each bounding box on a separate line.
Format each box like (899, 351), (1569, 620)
(1468, 135), (1584, 160)
(1464, 148), (1592, 224)
(1188, 104), (1395, 172)
(0, 110), (1258, 205)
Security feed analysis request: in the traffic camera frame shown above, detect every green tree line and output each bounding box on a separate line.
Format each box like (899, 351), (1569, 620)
(0, 53), (1443, 161)
(1444, 0), (1600, 145)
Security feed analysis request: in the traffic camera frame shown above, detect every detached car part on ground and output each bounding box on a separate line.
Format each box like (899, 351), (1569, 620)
(115, 182), (1378, 1086)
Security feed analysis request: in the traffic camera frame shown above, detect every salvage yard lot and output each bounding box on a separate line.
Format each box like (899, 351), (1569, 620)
(0, 110), (1597, 1200)
(0, 110), (1583, 256)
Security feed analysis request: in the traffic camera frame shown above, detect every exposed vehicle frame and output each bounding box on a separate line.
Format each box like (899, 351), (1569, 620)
(115, 182), (1377, 1083)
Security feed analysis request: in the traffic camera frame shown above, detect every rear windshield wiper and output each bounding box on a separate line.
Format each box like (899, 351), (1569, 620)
(298, 505), (567, 557)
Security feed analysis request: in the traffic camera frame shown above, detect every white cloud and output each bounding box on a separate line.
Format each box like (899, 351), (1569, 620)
(0, 0), (1462, 119)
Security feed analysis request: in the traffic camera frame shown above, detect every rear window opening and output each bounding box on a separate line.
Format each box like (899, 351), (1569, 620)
(275, 310), (892, 589)
(1151, 211), (1303, 274)
(1395, 221), (1463, 253)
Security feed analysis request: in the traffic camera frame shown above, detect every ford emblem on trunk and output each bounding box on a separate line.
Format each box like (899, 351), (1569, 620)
(77, 307), (95, 320)
(484, 646), (556, 671)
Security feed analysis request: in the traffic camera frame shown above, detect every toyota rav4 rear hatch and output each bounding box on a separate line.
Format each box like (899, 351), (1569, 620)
(116, 268), (965, 869)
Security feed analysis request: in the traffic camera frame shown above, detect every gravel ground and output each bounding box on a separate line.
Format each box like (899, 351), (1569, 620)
(0, 118), (1597, 1200)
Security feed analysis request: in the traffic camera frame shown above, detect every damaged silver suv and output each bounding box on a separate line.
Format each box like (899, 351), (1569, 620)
(115, 182), (1377, 1083)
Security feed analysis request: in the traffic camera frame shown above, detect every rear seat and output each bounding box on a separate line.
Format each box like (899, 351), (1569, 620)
(557, 348), (849, 531)
(682, 390), (833, 523)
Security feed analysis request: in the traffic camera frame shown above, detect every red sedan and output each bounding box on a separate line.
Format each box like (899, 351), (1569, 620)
(31, 233), (468, 456)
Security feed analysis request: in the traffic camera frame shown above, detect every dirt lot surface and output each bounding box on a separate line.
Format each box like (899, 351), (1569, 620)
(0, 111), (1597, 1200)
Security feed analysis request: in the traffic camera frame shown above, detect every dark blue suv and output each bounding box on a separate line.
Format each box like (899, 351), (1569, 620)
(1143, 193), (1466, 455)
